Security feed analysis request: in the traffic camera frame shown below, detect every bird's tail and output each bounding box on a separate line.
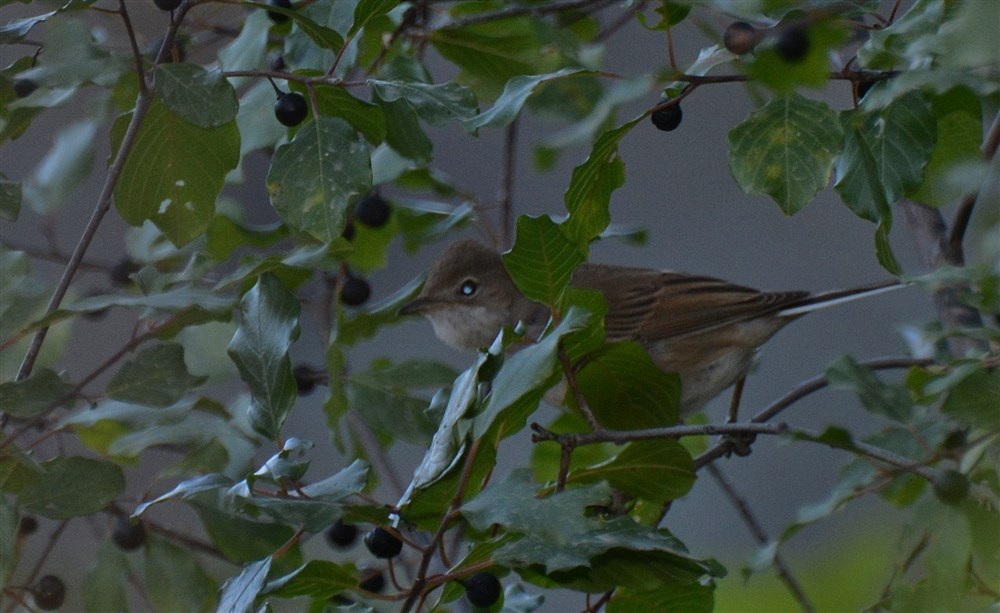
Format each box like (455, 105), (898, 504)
(778, 280), (903, 317)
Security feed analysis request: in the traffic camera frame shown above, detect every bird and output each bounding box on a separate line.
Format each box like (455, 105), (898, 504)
(399, 240), (901, 416)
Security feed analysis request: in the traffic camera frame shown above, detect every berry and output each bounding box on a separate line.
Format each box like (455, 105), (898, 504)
(354, 195), (391, 229)
(465, 572), (502, 608)
(293, 364), (321, 396)
(267, 0), (293, 23)
(13, 78), (37, 98)
(112, 517), (146, 551)
(153, 0), (183, 11)
(358, 568), (385, 593)
(340, 273), (371, 307)
(775, 26), (810, 62)
(274, 91), (308, 127)
(18, 516), (38, 536)
(856, 79), (876, 101)
(723, 21), (757, 55)
(363, 527), (402, 559)
(932, 469), (969, 505)
(326, 519), (358, 548)
(650, 103), (683, 131)
(941, 428), (968, 451)
(32, 575), (65, 611)
(109, 257), (139, 286)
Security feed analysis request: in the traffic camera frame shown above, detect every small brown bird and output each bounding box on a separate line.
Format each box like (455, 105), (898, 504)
(400, 240), (900, 415)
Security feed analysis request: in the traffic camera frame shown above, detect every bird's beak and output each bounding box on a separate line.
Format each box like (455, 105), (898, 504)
(397, 297), (432, 316)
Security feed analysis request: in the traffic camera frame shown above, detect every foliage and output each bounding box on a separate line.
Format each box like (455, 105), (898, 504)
(1, 1), (998, 611)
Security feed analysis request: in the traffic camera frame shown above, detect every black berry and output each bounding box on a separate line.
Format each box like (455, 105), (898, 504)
(292, 364), (321, 395)
(112, 517), (146, 551)
(326, 519), (358, 548)
(340, 273), (371, 307)
(465, 572), (502, 608)
(723, 21), (757, 55)
(267, 0), (293, 23)
(941, 428), (968, 451)
(153, 0), (183, 11)
(358, 568), (385, 593)
(932, 469), (969, 505)
(775, 26), (810, 62)
(354, 195), (391, 228)
(651, 103), (683, 131)
(363, 527), (402, 559)
(13, 78), (37, 98)
(18, 516), (38, 536)
(32, 575), (65, 611)
(109, 257), (139, 286)
(274, 91), (308, 127)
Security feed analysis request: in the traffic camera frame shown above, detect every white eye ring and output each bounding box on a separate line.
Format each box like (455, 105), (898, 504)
(460, 279), (478, 296)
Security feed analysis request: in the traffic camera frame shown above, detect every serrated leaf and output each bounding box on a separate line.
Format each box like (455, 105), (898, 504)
(728, 94), (842, 214)
(107, 342), (207, 407)
(464, 68), (584, 130)
(144, 535), (217, 613)
(369, 79), (478, 125)
(0, 368), (73, 418)
(155, 63), (239, 128)
(825, 355), (912, 422)
(19, 456), (125, 519)
(112, 98), (240, 247)
(266, 117), (372, 242)
(218, 557), (271, 613)
(227, 274), (301, 439)
(561, 118), (639, 243)
(835, 92), (936, 219)
(502, 215), (585, 306)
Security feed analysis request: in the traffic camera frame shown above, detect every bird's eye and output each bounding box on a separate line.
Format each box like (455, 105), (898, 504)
(460, 279), (478, 297)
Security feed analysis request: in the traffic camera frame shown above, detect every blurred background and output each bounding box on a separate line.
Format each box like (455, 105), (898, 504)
(1, 1), (962, 610)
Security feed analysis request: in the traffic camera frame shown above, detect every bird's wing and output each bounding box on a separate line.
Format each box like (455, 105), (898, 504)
(574, 264), (810, 342)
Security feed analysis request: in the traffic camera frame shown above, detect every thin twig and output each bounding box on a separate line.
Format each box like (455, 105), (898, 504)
(117, 0), (148, 95)
(947, 110), (1000, 258)
(557, 347), (603, 432)
(707, 464), (815, 613)
(499, 118), (519, 246)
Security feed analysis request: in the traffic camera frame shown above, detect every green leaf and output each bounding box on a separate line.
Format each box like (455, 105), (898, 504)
(107, 343), (207, 408)
(464, 68), (584, 130)
(745, 20), (849, 93)
(243, 1), (343, 51)
(195, 503), (297, 564)
(133, 473), (235, 517)
(0, 11), (57, 44)
(144, 535), (217, 613)
(218, 557), (270, 613)
(875, 219), (902, 276)
(112, 98), (240, 247)
(727, 94), (842, 214)
(0, 368), (73, 418)
(568, 440), (695, 502)
(431, 18), (543, 89)
(0, 176), (20, 221)
(312, 84), (386, 143)
(608, 583), (714, 613)
(941, 367), (1000, 430)
(825, 355), (912, 422)
(474, 306), (595, 439)
(369, 79), (478, 125)
(346, 360), (451, 445)
(83, 542), (129, 613)
(155, 63), (239, 128)
(264, 559), (357, 599)
(15, 16), (124, 88)
(266, 116), (372, 242)
(575, 341), (681, 430)
(22, 118), (97, 213)
(227, 274), (301, 439)
(19, 456), (125, 519)
(834, 92), (936, 219)
(561, 118), (640, 243)
(349, 0), (399, 38)
(502, 215), (585, 306)
(377, 93), (433, 163)
(0, 500), (16, 587)
(908, 87), (983, 206)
